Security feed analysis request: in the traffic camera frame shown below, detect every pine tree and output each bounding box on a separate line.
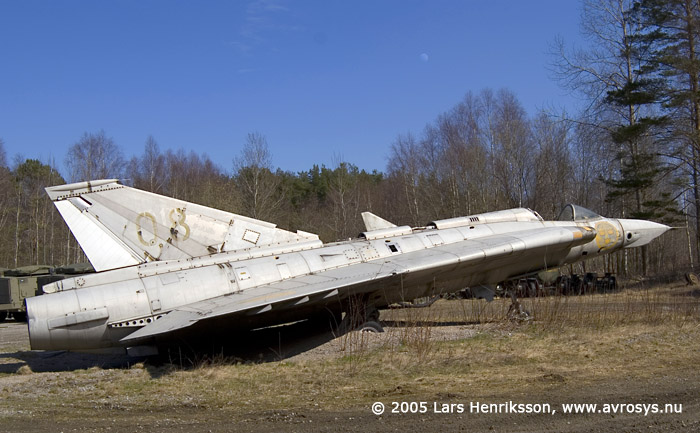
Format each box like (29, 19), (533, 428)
(636, 0), (700, 256)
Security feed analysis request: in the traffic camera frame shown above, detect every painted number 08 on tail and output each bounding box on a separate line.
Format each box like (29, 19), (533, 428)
(391, 401), (429, 414)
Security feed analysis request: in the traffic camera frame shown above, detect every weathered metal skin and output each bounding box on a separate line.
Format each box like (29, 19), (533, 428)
(26, 181), (669, 353)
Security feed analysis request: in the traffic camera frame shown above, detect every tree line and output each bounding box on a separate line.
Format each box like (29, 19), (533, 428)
(1, 0), (697, 278)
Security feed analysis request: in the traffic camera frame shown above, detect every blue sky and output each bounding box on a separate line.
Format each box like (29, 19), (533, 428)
(0, 0), (584, 176)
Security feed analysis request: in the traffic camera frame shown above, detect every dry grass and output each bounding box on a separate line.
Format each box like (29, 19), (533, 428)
(385, 283), (700, 330)
(1, 282), (699, 423)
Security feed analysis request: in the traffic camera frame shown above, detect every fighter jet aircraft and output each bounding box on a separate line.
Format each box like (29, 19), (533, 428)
(26, 179), (669, 354)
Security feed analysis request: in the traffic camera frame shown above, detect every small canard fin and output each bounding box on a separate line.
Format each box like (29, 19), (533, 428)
(361, 212), (397, 231)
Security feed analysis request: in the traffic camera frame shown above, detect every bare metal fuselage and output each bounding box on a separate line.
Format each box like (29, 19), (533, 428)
(27, 202), (667, 353)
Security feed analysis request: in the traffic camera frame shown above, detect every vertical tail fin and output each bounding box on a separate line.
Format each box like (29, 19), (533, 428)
(46, 179), (318, 271)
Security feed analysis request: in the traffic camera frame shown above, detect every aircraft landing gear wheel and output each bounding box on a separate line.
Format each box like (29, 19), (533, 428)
(12, 312), (27, 322)
(339, 296), (383, 334)
(358, 321), (384, 333)
(0, 311), (7, 323)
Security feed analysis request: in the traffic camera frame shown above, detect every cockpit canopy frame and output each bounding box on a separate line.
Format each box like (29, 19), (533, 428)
(556, 204), (602, 222)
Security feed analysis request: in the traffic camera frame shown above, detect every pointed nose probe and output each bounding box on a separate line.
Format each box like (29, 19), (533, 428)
(618, 219), (671, 248)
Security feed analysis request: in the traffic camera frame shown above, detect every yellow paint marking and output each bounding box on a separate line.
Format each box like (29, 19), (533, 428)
(594, 221), (620, 250)
(168, 208), (191, 241)
(241, 288), (300, 305)
(136, 212), (158, 246)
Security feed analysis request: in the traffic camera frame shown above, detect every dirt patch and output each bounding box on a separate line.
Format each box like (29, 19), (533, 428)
(0, 322), (136, 376)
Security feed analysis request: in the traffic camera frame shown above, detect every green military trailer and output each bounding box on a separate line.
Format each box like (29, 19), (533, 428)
(0, 263), (94, 322)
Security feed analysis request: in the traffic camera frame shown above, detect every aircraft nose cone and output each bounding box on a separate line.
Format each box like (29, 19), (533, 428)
(619, 219), (671, 248)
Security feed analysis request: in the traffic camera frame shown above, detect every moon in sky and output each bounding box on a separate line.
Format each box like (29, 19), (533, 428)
(420, 53), (429, 62)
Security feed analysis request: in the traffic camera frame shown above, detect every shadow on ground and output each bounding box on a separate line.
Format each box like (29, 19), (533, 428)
(1, 313), (482, 375)
(0, 318), (344, 374)
(152, 318), (340, 366)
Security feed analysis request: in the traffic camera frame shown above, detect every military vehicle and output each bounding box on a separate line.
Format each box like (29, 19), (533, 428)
(0, 263), (94, 322)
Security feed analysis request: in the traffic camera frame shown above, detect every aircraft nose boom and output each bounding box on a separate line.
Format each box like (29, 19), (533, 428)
(619, 219), (670, 248)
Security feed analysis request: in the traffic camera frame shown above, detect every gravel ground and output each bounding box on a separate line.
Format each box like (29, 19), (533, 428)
(1, 299), (698, 433)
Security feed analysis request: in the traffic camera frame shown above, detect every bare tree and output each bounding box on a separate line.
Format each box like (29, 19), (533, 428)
(387, 133), (423, 225)
(531, 112), (575, 218)
(0, 139), (12, 237)
(65, 130), (124, 182)
(233, 132), (282, 220)
(126, 135), (168, 193)
(486, 89), (535, 208)
(440, 92), (490, 215)
(325, 158), (362, 239)
(570, 115), (619, 213)
(387, 88), (537, 224)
